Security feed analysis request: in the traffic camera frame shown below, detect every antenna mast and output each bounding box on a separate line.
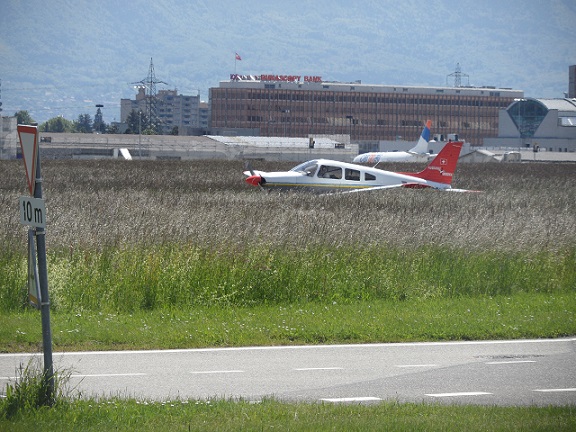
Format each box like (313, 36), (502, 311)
(132, 58), (168, 132)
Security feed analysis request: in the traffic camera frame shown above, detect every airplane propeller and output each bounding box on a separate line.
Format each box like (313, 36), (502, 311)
(244, 160), (267, 192)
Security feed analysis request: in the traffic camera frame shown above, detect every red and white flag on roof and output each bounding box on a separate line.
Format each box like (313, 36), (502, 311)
(235, 52), (242, 61)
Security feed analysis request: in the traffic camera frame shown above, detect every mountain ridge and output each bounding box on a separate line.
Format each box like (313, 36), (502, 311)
(1, 0), (575, 124)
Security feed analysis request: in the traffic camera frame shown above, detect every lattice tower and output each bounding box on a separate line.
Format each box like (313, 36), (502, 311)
(132, 58), (167, 131)
(446, 63), (470, 87)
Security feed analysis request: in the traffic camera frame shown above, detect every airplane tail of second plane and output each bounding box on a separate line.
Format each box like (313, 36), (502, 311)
(408, 119), (432, 154)
(401, 140), (463, 185)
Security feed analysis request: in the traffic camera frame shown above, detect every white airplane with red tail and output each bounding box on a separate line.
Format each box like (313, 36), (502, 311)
(244, 141), (477, 193)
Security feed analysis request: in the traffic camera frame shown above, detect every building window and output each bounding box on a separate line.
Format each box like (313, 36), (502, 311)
(508, 99), (548, 138)
(559, 116), (576, 126)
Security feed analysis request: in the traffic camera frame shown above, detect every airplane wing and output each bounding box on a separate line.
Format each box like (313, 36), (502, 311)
(338, 184), (406, 194)
(341, 184), (481, 194)
(444, 188), (483, 193)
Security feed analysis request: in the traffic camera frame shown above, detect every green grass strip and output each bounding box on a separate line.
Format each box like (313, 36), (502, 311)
(1, 245), (575, 312)
(2, 398), (575, 431)
(1, 293), (574, 352)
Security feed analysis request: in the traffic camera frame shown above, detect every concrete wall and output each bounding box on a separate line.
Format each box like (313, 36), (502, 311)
(0, 116), (18, 159)
(8, 131), (356, 162)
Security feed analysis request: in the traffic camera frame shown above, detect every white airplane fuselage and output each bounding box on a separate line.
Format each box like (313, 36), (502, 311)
(353, 152), (432, 164)
(245, 159), (451, 193)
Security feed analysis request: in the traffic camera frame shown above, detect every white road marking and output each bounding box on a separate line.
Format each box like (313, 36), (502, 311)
(71, 373), (146, 378)
(485, 360), (537, 365)
(533, 388), (576, 393)
(294, 367), (344, 371)
(426, 392), (492, 397)
(395, 364), (437, 368)
(321, 397), (381, 403)
(190, 370), (244, 374)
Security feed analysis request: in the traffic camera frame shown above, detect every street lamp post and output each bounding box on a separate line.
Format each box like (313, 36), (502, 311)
(138, 111), (142, 158)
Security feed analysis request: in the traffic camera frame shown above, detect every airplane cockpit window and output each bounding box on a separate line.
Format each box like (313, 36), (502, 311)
(365, 172), (376, 181)
(291, 160), (318, 176)
(317, 165), (342, 179)
(345, 168), (360, 181)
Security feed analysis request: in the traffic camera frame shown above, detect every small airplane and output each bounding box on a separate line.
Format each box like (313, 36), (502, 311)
(244, 140), (475, 193)
(352, 120), (434, 164)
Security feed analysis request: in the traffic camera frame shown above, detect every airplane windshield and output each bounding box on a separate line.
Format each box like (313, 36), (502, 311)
(291, 160), (318, 176)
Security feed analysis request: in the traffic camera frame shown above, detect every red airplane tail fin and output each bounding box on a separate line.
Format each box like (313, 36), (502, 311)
(401, 141), (463, 185)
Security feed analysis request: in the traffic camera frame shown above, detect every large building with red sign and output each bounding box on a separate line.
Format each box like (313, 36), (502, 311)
(209, 74), (523, 145)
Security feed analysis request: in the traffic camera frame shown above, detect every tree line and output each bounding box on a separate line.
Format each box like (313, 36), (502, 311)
(14, 109), (179, 135)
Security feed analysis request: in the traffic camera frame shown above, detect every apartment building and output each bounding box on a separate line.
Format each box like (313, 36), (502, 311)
(121, 87), (200, 134)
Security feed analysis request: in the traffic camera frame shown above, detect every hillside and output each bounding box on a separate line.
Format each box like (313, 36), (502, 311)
(1, 0), (575, 124)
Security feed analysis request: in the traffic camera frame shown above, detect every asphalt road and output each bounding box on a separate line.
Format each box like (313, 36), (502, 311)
(1, 338), (575, 406)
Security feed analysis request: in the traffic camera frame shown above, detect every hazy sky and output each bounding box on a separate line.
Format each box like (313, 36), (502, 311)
(1, 0), (575, 124)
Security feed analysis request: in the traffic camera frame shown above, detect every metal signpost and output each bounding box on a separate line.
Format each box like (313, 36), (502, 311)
(27, 229), (41, 309)
(17, 124), (54, 404)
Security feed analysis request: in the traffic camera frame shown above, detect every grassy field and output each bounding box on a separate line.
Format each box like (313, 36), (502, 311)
(1, 158), (575, 428)
(0, 159), (575, 341)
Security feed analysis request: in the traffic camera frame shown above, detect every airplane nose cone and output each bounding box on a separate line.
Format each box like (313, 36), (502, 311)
(245, 174), (263, 187)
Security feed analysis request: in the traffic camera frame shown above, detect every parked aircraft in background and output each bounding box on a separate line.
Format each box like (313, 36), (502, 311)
(353, 120), (433, 164)
(244, 141), (475, 193)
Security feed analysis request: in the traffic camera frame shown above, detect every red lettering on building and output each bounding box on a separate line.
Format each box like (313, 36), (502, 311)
(231, 74), (323, 83)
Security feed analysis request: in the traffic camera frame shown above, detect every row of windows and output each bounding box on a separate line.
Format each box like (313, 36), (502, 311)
(299, 162), (375, 182)
(251, 84), (503, 97)
(213, 89), (507, 108)
(243, 115), (493, 127)
(216, 103), (502, 117)
(317, 165), (375, 182)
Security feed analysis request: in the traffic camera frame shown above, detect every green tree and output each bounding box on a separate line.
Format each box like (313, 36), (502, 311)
(74, 114), (92, 133)
(93, 107), (106, 133)
(150, 117), (164, 135)
(41, 116), (75, 132)
(125, 110), (148, 134)
(15, 110), (35, 125)
(106, 123), (120, 134)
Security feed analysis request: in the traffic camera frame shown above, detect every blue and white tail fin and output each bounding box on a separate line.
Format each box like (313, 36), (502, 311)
(408, 120), (431, 154)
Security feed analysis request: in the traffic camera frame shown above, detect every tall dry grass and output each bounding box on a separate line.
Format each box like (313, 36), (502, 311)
(2, 159), (575, 253)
